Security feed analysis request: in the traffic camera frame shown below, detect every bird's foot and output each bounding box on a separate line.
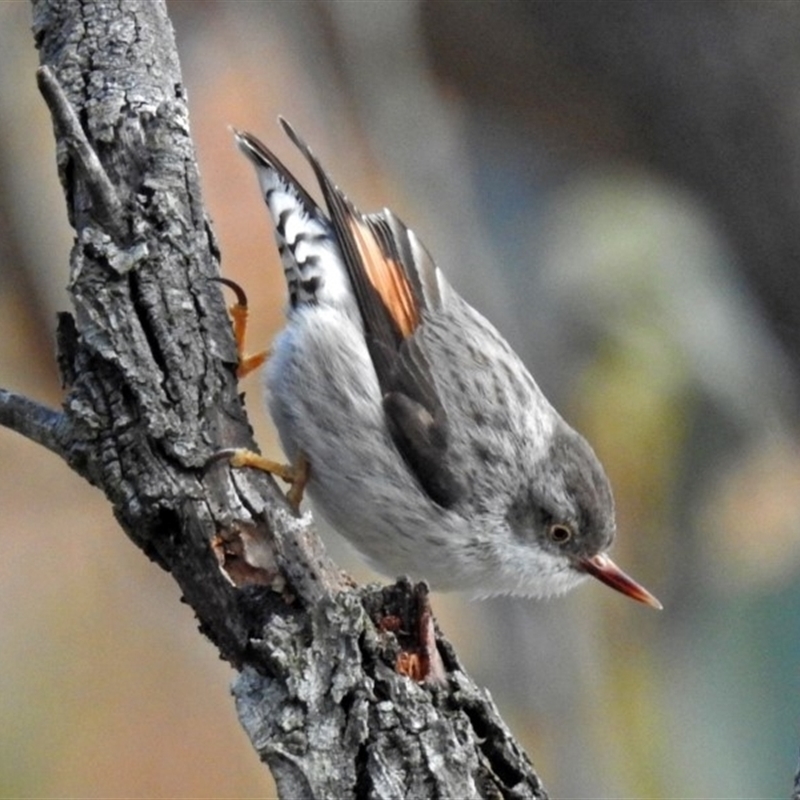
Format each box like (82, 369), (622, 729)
(209, 448), (310, 510)
(210, 276), (269, 378)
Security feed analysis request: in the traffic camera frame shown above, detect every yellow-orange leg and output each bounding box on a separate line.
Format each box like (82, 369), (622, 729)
(211, 277), (269, 378)
(211, 447), (310, 510)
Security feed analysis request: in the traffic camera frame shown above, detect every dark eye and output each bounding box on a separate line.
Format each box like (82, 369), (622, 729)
(548, 524), (573, 544)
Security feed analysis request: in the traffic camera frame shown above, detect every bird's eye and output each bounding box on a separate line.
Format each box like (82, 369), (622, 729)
(548, 524), (573, 544)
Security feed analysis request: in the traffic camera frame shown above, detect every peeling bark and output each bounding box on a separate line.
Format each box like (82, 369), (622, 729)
(0, 1), (548, 796)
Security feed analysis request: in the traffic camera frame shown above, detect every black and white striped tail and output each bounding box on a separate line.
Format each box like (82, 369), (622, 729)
(233, 128), (353, 311)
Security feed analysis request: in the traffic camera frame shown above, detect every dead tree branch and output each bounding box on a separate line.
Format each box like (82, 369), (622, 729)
(1, 1), (549, 796)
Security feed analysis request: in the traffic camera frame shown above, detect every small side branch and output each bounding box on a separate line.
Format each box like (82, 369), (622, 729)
(36, 65), (127, 241)
(0, 388), (68, 459)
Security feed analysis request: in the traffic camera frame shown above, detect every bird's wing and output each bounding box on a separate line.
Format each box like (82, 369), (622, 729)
(279, 118), (463, 508)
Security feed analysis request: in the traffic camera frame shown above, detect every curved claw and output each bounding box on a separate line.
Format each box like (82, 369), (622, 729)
(208, 276), (249, 308)
(205, 448), (240, 468)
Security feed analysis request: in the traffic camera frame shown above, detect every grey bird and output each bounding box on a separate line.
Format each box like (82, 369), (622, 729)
(224, 118), (661, 608)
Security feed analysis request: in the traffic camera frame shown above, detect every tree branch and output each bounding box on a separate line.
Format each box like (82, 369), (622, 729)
(36, 64), (127, 241)
(0, 389), (68, 458)
(6, 0), (549, 796)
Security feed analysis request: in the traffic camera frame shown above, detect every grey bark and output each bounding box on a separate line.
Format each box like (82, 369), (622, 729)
(0, 1), (548, 797)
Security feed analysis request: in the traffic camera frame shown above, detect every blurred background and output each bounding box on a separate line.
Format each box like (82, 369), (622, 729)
(2, 1), (800, 797)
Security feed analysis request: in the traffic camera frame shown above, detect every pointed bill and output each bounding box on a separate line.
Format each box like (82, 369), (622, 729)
(579, 553), (662, 609)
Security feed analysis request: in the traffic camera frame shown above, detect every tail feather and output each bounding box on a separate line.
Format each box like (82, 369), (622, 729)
(233, 128), (354, 312)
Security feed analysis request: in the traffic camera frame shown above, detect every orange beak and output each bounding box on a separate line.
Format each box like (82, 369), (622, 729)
(579, 553), (662, 609)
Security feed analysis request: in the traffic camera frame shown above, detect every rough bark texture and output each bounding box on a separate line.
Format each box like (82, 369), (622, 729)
(0, 1), (548, 797)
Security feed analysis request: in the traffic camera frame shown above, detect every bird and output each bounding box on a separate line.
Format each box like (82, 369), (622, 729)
(219, 117), (661, 609)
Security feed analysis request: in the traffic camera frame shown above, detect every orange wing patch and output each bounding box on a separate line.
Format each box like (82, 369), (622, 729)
(348, 216), (420, 338)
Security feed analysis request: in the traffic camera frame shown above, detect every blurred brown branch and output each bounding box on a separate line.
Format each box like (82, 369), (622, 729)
(0, 1), (549, 797)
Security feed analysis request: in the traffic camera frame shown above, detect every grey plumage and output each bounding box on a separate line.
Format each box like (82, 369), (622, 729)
(231, 120), (660, 607)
